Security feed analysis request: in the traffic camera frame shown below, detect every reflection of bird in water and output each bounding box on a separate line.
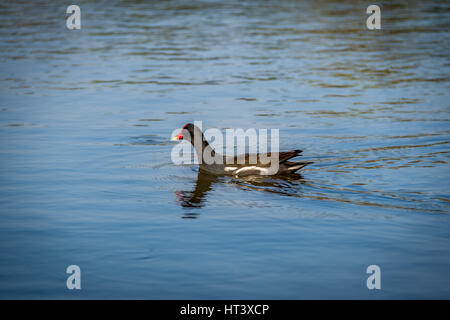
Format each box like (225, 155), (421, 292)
(174, 170), (307, 216)
(174, 171), (220, 209)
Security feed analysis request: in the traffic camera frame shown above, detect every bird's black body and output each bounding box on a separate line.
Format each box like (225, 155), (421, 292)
(174, 123), (312, 177)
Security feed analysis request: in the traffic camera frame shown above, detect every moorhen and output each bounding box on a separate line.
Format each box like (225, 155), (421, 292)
(172, 123), (312, 177)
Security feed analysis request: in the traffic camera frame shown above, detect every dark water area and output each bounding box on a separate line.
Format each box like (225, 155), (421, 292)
(0, 0), (449, 298)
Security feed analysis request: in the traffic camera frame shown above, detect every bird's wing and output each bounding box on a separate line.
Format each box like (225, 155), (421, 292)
(225, 150), (302, 167)
(277, 150), (303, 163)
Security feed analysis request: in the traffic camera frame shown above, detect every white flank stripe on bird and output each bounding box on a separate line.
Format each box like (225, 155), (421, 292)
(234, 166), (269, 175)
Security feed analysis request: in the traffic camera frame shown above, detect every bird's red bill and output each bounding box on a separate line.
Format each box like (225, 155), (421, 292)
(172, 131), (183, 141)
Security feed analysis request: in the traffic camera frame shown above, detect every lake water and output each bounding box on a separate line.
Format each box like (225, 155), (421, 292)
(0, 0), (449, 299)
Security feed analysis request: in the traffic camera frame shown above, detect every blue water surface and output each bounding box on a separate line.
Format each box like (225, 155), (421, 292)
(0, 0), (449, 299)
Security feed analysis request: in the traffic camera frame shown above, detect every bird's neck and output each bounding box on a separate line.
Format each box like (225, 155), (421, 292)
(191, 136), (215, 164)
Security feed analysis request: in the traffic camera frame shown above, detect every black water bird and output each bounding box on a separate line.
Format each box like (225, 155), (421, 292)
(172, 123), (312, 176)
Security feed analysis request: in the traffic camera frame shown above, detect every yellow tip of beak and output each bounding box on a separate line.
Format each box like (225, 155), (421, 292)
(171, 136), (178, 141)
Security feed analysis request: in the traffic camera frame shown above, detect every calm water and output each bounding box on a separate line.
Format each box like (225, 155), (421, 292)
(0, 0), (449, 299)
